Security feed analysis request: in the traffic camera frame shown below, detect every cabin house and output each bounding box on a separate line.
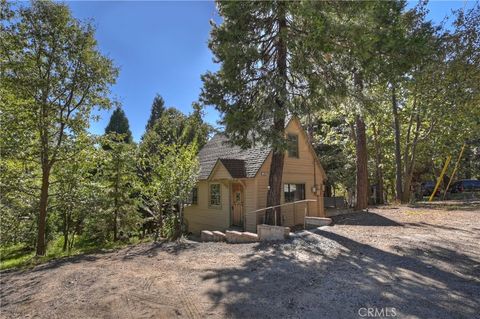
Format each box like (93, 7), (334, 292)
(184, 116), (327, 234)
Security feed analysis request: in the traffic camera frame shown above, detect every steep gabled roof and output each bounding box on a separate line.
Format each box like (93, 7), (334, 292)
(198, 134), (270, 180)
(198, 115), (327, 180)
(218, 159), (247, 178)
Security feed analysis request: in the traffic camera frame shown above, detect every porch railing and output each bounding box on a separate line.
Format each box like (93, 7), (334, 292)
(244, 199), (317, 231)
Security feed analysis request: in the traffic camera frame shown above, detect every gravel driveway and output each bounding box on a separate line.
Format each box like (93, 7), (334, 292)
(1, 203), (479, 319)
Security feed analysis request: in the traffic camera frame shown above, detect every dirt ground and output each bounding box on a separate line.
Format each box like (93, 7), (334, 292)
(1, 202), (479, 319)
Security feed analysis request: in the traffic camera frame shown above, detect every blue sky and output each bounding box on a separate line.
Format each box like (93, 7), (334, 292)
(67, 1), (221, 141)
(65, 1), (476, 141)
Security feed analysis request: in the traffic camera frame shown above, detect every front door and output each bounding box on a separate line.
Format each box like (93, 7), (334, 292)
(231, 183), (244, 227)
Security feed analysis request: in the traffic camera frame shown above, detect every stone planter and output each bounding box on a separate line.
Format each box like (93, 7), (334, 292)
(257, 224), (290, 241)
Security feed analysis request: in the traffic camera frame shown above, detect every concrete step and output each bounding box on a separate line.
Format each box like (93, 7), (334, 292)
(304, 217), (332, 228)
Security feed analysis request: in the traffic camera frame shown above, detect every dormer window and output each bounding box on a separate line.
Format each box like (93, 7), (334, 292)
(287, 134), (299, 158)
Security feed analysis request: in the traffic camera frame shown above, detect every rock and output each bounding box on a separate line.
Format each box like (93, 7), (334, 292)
(201, 230), (214, 242)
(225, 230), (258, 243)
(241, 232), (259, 242)
(212, 231), (226, 242)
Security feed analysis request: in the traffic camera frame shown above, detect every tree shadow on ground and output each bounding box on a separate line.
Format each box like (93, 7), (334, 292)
(120, 240), (198, 260)
(403, 221), (476, 234)
(0, 239), (199, 311)
(0, 274), (42, 309)
(201, 228), (479, 319)
(332, 212), (402, 226)
(0, 253), (101, 309)
(30, 254), (100, 272)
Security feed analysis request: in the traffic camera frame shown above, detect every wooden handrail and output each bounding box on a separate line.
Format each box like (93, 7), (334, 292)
(246, 199), (317, 215)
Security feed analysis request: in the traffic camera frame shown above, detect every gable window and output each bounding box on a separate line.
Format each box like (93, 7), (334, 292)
(284, 183), (305, 202)
(188, 187), (198, 205)
(287, 134), (299, 158)
(210, 183), (221, 206)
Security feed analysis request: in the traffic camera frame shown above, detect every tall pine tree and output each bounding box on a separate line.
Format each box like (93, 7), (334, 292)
(145, 94), (166, 132)
(105, 108), (133, 143)
(201, 1), (328, 224)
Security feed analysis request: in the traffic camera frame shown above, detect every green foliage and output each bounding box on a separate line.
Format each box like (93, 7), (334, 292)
(0, 157), (39, 247)
(50, 136), (105, 249)
(2, 0), (479, 267)
(313, 116), (356, 192)
(139, 141), (199, 240)
(105, 108), (133, 143)
(139, 106), (212, 159)
(309, 3), (480, 202)
(99, 135), (141, 242)
(201, 1), (327, 150)
(145, 94), (166, 132)
(0, 0), (118, 255)
(0, 236), (151, 271)
(138, 106), (208, 238)
(0, 244), (35, 270)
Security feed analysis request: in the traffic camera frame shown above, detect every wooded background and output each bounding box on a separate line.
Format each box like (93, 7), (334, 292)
(1, 1), (479, 260)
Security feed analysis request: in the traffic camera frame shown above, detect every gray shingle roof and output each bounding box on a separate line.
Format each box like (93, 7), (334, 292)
(198, 134), (271, 180)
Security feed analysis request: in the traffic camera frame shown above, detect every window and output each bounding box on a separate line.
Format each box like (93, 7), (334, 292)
(472, 180), (480, 191)
(287, 134), (299, 158)
(189, 187), (198, 205)
(210, 183), (221, 206)
(235, 191), (241, 203)
(284, 183), (305, 202)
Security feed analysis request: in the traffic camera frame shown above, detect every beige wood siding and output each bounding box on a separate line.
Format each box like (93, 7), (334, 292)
(244, 179), (258, 232)
(185, 117), (327, 234)
(209, 161), (232, 180)
(184, 180), (230, 234)
(252, 118), (326, 228)
(283, 118), (325, 220)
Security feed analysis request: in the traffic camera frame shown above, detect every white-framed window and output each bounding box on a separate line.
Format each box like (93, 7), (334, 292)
(209, 183), (221, 207)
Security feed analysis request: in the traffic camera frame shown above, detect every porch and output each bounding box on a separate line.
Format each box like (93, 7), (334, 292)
(244, 199), (318, 233)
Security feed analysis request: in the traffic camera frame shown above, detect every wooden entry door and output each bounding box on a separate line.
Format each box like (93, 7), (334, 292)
(231, 183), (244, 226)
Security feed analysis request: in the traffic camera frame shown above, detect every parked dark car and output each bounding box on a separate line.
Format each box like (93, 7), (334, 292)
(421, 181), (439, 197)
(448, 179), (480, 193)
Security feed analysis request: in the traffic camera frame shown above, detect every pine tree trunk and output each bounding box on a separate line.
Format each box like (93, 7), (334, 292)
(355, 115), (369, 210)
(36, 166), (50, 256)
(266, 119), (285, 225)
(391, 84), (403, 202)
(402, 172), (413, 203)
(113, 155), (120, 241)
(113, 208), (118, 241)
(265, 2), (287, 225)
(62, 212), (68, 251)
(401, 113), (421, 203)
(372, 123), (384, 204)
